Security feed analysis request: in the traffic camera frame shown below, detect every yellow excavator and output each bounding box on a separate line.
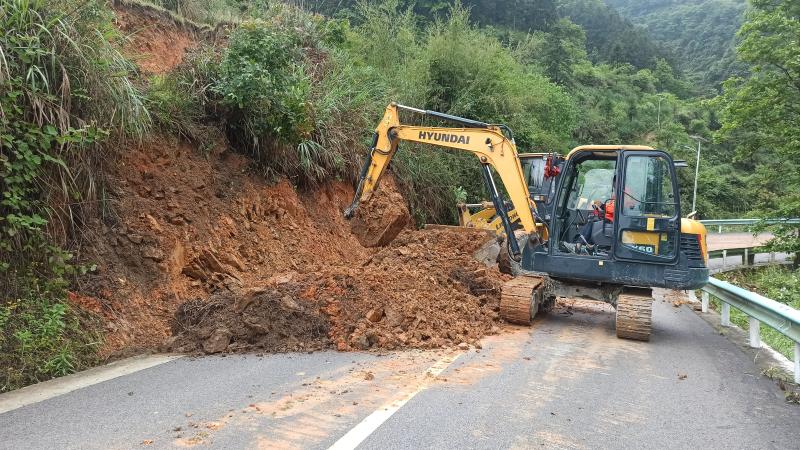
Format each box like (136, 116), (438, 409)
(345, 103), (709, 340)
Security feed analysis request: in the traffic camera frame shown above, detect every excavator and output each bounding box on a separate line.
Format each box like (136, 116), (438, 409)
(345, 103), (709, 340)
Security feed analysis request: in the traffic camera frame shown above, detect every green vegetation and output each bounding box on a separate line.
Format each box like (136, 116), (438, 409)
(0, 0), (149, 390)
(558, 0), (675, 71)
(606, 0), (748, 91)
(715, 0), (800, 259)
(716, 267), (800, 361)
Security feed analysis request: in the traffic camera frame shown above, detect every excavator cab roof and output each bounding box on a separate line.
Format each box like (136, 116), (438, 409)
(520, 146), (656, 161)
(567, 145), (655, 159)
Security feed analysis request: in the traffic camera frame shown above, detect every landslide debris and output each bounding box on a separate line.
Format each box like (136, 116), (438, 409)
(169, 227), (508, 354)
(74, 2), (511, 358)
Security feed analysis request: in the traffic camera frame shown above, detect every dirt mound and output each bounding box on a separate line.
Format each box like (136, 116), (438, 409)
(169, 228), (509, 354)
(79, 135), (371, 356)
(170, 286), (330, 354)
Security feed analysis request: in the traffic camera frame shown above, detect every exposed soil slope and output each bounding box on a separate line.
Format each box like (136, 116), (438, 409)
(76, 3), (508, 358)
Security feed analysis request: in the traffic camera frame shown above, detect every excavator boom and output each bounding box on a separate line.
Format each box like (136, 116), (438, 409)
(345, 103), (539, 259)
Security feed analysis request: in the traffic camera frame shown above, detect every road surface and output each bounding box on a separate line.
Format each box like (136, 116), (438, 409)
(2, 291), (798, 449)
(706, 232), (773, 252)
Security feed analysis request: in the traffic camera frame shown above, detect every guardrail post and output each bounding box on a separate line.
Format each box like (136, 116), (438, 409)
(721, 303), (731, 327)
(748, 317), (760, 348)
(722, 250), (727, 269)
(718, 225), (723, 234)
(701, 291), (709, 313)
(795, 343), (800, 384)
(743, 248), (749, 266)
(770, 252), (775, 262)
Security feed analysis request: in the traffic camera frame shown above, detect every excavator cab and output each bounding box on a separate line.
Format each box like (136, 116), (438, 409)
(521, 146), (707, 292)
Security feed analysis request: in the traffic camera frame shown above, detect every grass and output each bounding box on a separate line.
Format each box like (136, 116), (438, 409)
(0, 0), (150, 390)
(711, 266), (800, 361)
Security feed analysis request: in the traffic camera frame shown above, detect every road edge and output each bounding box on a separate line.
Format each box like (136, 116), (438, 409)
(0, 353), (183, 414)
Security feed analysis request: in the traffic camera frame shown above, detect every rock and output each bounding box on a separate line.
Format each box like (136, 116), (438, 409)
(182, 266), (206, 281)
(219, 252), (246, 271)
(200, 250), (228, 274)
(126, 233), (143, 244)
(203, 328), (231, 354)
(145, 214), (163, 233)
(352, 333), (370, 350)
(366, 307), (384, 323)
(365, 330), (379, 346)
(349, 176), (410, 248)
(384, 306), (403, 327)
(169, 215), (186, 226)
(280, 295), (301, 311)
(457, 342), (470, 350)
(142, 246), (165, 262)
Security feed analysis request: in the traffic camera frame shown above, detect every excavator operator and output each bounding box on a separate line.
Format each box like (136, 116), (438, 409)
(568, 176), (617, 254)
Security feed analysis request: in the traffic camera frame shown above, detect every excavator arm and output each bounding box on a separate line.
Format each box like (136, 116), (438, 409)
(345, 103), (539, 260)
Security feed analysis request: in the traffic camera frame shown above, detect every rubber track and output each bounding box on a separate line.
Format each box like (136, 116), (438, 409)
(500, 275), (543, 325)
(615, 291), (653, 341)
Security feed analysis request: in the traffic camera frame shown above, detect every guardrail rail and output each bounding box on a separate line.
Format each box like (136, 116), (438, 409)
(700, 277), (800, 383)
(700, 218), (800, 234)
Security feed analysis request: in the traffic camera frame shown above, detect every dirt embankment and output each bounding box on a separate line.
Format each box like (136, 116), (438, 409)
(76, 135), (505, 357)
(73, 3), (508, 358)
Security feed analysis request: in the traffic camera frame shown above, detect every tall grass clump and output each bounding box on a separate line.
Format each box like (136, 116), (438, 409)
(0, 0), (149, 390)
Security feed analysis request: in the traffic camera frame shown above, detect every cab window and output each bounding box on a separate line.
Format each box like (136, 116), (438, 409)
(622, 156), (676, 217)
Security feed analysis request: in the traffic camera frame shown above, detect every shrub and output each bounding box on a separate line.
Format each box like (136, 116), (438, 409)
(1, 0), (148, 389)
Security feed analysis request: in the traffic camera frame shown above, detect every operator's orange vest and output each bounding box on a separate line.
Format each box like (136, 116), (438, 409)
(605, 199), (615, 222)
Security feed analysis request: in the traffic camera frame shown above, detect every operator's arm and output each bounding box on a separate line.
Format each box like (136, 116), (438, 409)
(344, 103), (537, 235)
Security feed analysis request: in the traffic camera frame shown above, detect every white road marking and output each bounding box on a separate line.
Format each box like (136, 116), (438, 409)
(0, 354), (183, 414)
(328, 350), (464, 450)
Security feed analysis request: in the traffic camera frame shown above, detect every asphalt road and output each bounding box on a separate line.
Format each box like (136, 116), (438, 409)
(2, 291), (798, 450)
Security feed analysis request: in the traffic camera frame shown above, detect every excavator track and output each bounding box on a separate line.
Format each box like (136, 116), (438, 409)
(500, 275), (544, 325)
(615, 290), (653, 341)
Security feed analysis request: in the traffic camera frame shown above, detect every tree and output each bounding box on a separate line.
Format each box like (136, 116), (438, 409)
(716, 0), (800, 258)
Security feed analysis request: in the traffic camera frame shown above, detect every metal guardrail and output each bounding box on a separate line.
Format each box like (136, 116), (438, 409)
(700, 277), (800, 383)
(707, 247), (790, 272)
(700, 218), (800, 234)
(699, 218), (800, 226)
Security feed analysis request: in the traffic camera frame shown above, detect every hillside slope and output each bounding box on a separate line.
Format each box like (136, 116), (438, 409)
(604, 0), (747, 90)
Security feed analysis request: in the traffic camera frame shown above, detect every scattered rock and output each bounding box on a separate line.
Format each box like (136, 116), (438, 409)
(141, 246), (165, 262)
(366, 308), (384, 323)
(203, 328), (232, 354)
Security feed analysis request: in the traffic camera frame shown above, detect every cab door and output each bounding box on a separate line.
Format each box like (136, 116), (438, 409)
(613, 151), (680, 264)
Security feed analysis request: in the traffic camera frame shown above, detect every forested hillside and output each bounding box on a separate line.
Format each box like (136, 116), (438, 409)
(605, 0), (748, 91)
